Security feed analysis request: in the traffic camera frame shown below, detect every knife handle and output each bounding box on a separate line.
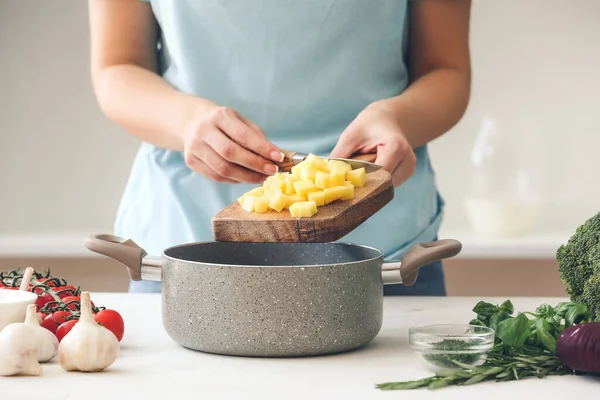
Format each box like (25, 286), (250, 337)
(349, 153), (377, 163)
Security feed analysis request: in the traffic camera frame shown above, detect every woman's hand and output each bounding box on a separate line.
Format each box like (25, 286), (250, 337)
(330, 104), (417, 187)
(181, 104), (284, 184)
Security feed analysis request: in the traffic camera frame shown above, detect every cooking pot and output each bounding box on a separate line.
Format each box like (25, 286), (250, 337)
(85, 234), (462, 357)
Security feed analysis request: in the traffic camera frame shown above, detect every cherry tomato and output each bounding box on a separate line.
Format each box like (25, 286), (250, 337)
(56, 320), (78, 342)
(41, 311), (71, 334)
(61, 296), (81, 311)
(55, 285), (78, 299)
(37, 278), (56, 287)
(37, 311), (48, 322)
(94, 309), (125, 342)
(35, 292), (54, 309)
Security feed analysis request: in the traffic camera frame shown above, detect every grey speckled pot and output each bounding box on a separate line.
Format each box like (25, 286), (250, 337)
(85, 235), (461, 357)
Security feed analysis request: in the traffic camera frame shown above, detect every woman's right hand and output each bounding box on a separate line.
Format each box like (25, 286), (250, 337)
(181, 103), (284, 184)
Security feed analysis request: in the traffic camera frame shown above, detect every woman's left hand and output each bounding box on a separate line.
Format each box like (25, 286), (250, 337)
(329, 103), (417, 187)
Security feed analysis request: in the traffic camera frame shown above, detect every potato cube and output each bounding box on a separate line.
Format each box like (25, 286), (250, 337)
(314, 171), (330, 189)
(337, 185), (354, 200)
(284, 175), (299, 195)
(245, 187), (265, 197)
(323, 187), (345, 204)
(269, 179), (285, 192)
(289, 201), (318, 218)
(328, 160), (352, 173)
(275, 172), (288, 180)
(291, 164), (303, 178)
(329, 170), (345, 187)
(305, 154), (330, 172)
(300, 166), (319, 183)
(268, 191), (289, 212)
(242, 196), (256, 212)
(237, 195), (246, 205)
(346, 167), (366, 187)
(255, 196), (269, 213)
(307, 190), (325, 207)
(293, 179), (317, 198)
(284, 195), (306, 209)
(263, 176), (276, 188)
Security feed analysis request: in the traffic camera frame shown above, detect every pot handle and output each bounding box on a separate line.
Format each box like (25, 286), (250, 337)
(84, 234), (149, 281)
(382, 239), (462, 286)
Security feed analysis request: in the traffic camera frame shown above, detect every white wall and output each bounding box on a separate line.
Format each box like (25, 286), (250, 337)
(1, 0), (599, 239)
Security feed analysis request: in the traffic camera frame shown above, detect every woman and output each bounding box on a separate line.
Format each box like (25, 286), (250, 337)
(88, 0), (471, 295)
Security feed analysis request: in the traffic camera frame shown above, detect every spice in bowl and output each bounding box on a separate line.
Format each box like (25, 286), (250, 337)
(408, 324), (495, 373)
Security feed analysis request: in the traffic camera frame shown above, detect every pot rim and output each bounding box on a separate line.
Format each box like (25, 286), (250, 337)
(159, 240), (386, 268)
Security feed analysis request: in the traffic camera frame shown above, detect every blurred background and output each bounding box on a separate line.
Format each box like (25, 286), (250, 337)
(1, 0), (598, 296)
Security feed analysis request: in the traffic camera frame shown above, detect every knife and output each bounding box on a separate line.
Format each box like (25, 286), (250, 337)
(275, 150), (381, 174)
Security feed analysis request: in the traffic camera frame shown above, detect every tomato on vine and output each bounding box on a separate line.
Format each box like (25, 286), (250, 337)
(94, 309), (125, 342)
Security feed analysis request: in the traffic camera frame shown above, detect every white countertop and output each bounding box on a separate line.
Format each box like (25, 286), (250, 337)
(0, 229), (573, 259)
(4, 294), (599, 399)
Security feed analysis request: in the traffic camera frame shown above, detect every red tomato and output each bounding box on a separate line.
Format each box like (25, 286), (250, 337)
(61, 296), (81, 311)
(94, 310), (125, 342)
(37, 312), (48, 323)
(35, 292), (54, 309)
(56, 320), (78, 342)
(41, 311), (71, 334)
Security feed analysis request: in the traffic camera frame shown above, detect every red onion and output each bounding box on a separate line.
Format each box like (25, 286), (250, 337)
(556, 322), (600, 373)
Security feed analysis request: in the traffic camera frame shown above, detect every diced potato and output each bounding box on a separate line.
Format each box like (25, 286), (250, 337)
(328, 160), (352, 173)
(289, 201), (318, 218)
(307, 190), (325, 207)
(346, 167), (366, 187)
(263, 176), (276, 188)
(324, 187), (345, 204)
(242, 196), (256, 212)
(268, 191), (289, 212)
(253, 196), (269, 213)
(336, 185), (354, 200)
(300, 166), (319, 183)
(238, 156), (364, 216)
(293, 179), (317, 198)
(284, 195), (306, 209)
(329, 170), (345, 187)
(314, 171), (330, 189)
(245, 187), (265, 197)
(269, 179), (285, 192)
(284, 174), (299, 195)
(305, 154), (330, 173)
(291, 164), (303, 178)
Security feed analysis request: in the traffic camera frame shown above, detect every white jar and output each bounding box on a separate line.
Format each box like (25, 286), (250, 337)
(464, 117), (544, 237)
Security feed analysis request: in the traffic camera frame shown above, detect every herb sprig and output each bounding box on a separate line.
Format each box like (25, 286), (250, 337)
(376, 300), (592, 390)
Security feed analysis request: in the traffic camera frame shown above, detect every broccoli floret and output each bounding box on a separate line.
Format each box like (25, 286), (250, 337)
(556, 211), (600, 320)
(579, 274), (600, 321)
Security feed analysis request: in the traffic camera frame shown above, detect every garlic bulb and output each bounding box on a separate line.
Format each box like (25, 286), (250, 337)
(58, 291), (119, 372)
(24, 304), (58, 362)
(0, 322), (42, 376)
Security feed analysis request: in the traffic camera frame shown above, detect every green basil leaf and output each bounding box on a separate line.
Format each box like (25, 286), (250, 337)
(469, 319), (487, 327)
(534, 318), (557, 353)
(565, 303), (592, 327)
(553, 302), (570, 317)
(472, 301), (499, 319)
(489, 310), (512, 331)
(496, 313), (531, 348)
(535, 304), (554, 318)
(500, 300), (514, 315)
(525, 327), (539, 347)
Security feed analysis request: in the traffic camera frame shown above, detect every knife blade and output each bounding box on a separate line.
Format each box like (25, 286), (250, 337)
(276, 151), (382, 174)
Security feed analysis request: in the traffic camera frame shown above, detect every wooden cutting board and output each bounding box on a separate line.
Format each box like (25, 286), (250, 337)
(211, 168), (394, 243)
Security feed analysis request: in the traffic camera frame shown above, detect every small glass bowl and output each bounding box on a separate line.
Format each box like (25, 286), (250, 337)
(408, 324), (495, 373)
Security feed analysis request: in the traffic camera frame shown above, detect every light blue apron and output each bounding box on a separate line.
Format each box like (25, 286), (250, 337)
(117, 0), (446, 295)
